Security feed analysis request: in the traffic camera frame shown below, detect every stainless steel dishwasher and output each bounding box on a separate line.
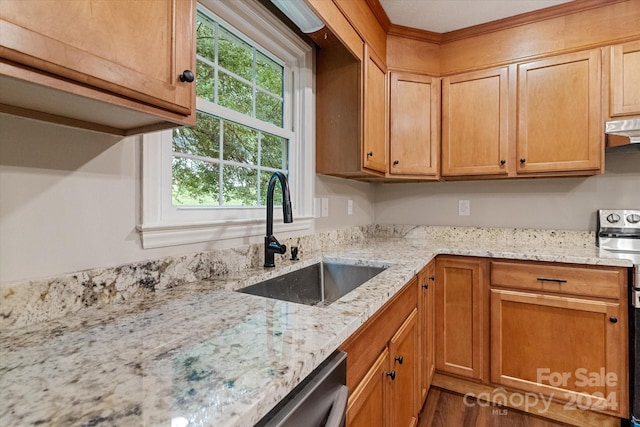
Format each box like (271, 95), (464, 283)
(255, 351), (348, 427)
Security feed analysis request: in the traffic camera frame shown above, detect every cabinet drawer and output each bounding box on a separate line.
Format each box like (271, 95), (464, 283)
(490, 261), (623, 299)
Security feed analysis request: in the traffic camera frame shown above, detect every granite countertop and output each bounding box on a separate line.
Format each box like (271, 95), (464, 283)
(0, 229), (633, 427)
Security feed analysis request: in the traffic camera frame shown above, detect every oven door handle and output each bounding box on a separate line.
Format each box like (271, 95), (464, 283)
(325, 385), (348, 427)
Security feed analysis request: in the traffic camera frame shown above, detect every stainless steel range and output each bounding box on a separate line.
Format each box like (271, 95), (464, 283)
(597, 209), (640, 426)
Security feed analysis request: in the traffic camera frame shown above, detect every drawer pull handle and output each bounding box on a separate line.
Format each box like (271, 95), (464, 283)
(386, 371), (396, 380)
(537, 277), (567, 283)
(394, 356), (403, 364)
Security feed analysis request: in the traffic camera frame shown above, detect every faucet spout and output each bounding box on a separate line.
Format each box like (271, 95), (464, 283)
(264, 172), (293, 268)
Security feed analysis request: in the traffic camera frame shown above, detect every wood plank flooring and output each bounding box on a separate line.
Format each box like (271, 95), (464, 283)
(418, 387), (573, 427)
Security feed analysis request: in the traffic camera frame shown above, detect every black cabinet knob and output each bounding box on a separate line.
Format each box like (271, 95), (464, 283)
(394, 356), (403, 364)
(179, 70), (195, 83)
(393, 160), (399, 166)
(520, 158), (526, 163)
(609, 317), (618, 323)
(429, 276), (435, 281)
(422, 284), (429, 290)
(500, 159), (506, 165)
(367, 152), (374, 157)
(386, 371), (396, 380)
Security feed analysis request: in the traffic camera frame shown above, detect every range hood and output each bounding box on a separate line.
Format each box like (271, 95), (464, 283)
(605, 118), (640, 149)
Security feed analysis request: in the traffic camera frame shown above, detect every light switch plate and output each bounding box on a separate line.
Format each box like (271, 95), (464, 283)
(348, 199), (353, 215)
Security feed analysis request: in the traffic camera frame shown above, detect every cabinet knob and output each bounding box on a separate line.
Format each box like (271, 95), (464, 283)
(393, 160), (399, 166)
(367, 152), (374, 157)
(386, 371), (396, 380)
(429, 276), (435, 281)
(422, 284), (429, 290)
(520, 158), (526, 164)
(394, 356), (403, 364)
(609, 317), (618, 323)
(179, 70), (195, 83)
(500, 159), (506, 165)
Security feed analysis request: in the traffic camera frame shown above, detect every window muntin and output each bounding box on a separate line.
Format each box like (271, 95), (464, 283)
(173, 11), (288, 208)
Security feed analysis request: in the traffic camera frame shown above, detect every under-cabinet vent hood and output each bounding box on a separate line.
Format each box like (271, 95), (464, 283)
(605, 118), (640, 150)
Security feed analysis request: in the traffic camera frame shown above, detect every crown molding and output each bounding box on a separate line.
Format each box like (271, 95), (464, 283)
(373, 0), (628, 45)
(441, 0), (627, 43)
(388, 24), (442, 44)
(365, 0), (391, 32)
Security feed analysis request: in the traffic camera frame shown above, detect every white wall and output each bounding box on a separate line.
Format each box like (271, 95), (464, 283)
(3, 112), (639, 283)
(374, 150), (640, 230)
(0, 114), (375, 283)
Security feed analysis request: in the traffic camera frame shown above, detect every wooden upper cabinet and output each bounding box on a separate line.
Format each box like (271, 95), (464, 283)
(0, 0), (196, 135)
(517, 49), (602, 174)
(608, 40), (640, 118)
(363, 45), (388, 175)
(389, 72), (439, 178)
(442, 67), (510, 177)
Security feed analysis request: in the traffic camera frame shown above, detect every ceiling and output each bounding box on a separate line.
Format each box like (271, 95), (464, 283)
(378, 0), (574, 33)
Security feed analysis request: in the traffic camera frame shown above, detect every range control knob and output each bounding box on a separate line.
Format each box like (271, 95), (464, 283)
(627, 214), (640, 224)
(606, 213), (621, 223)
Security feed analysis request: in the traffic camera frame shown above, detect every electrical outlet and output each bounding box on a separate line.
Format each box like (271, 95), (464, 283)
(321, 198), (329, 217)
(459, 199), (470, 216)
(348, 199), (353, 215)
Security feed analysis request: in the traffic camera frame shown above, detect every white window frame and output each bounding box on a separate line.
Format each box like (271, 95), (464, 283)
(139, 0), (314, 249)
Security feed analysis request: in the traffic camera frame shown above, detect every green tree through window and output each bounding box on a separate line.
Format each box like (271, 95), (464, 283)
(172, 11), (288, 207)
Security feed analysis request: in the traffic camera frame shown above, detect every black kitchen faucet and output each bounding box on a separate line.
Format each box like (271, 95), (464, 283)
(264, 172), (293, 268)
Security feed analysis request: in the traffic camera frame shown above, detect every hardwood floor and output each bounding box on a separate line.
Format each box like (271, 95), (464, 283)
(418, 387), (572, 427)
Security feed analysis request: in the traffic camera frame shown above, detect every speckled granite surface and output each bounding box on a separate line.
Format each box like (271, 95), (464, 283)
(0, 226), (633, 426)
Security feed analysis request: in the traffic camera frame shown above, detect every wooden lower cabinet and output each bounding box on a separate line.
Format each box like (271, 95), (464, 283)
(489, 259), (628, 418)
(388, 309), (419, 427)
(433, 256), (628, 423)
(347, 349), (388, 427)
(341, 278), (420, 427)
(491, 289), (627, 416)
(418, 261), (436, 406)
(435, 256), (488, 380)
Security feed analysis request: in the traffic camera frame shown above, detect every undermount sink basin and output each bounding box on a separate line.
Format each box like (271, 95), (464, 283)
(237, 260), (388, 307)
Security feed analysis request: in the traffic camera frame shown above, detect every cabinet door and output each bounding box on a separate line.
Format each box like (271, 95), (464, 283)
(388, 309), (419, 427)
(0, 0), (194, 116)
(435, 257), (485, 380)
(418, 261), (436, 406)
(389, 72), (439, 177)
(517, 50), (601, 174)
(441, 67), (510, 176)
(347, 348), (388, 427)
(609, 40), (640, 117)
(491, 289), (627, 416)
(363, 44), (388, 174)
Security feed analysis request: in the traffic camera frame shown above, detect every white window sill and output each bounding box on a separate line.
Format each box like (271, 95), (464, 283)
(138, 216), (313, 249)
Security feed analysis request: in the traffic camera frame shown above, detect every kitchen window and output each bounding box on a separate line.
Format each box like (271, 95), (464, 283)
(140, 0), (314, 249)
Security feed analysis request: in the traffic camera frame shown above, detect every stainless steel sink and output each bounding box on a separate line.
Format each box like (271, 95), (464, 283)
(237, 260), (387, 306)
